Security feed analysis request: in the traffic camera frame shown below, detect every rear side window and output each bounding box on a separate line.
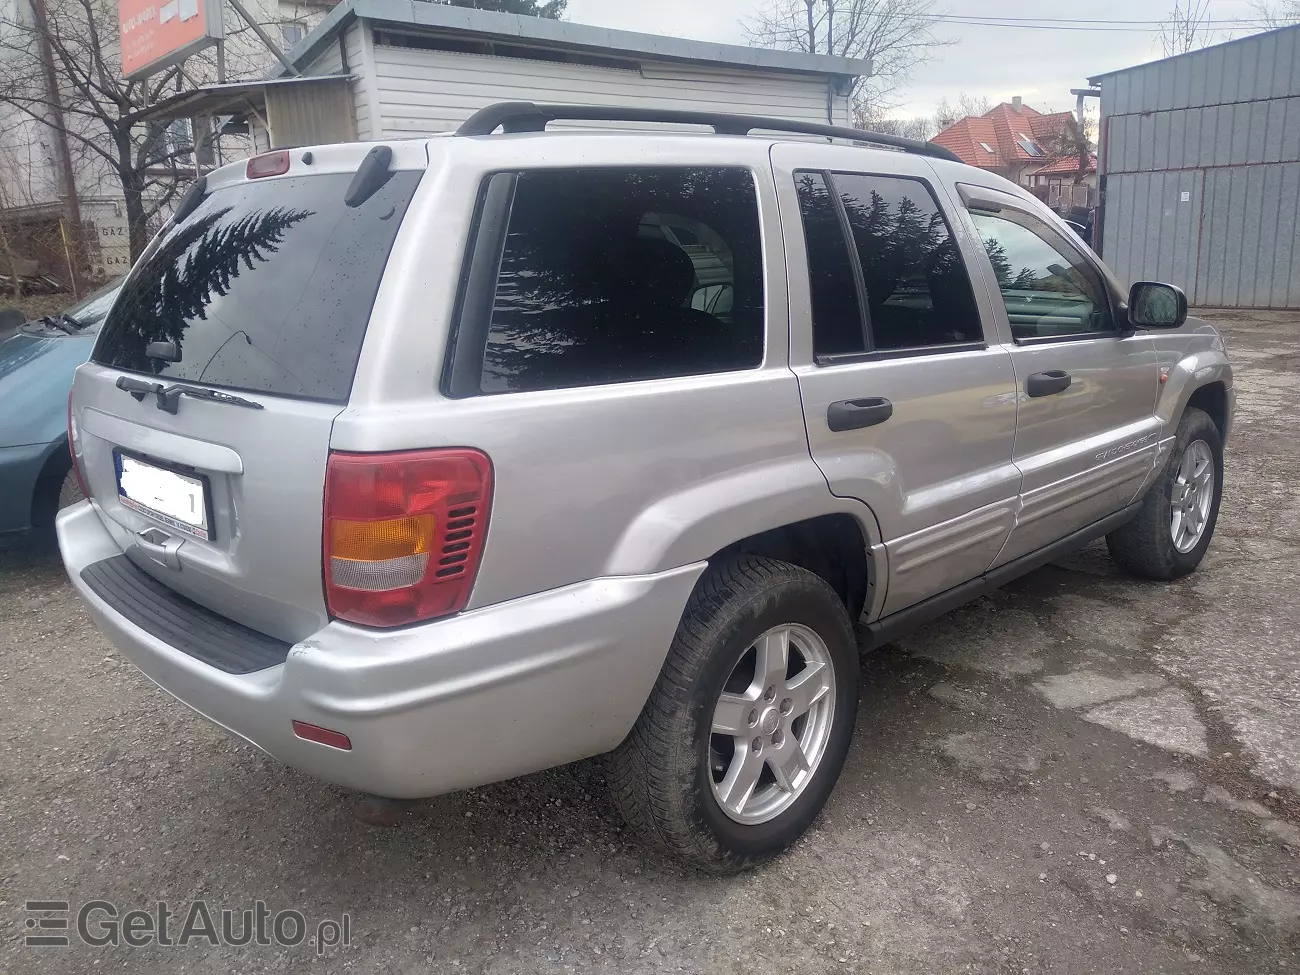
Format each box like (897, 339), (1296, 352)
(466, 167), (764, 395)
(795, 170), (983, 359)
(795, 172), (866, 357)
(95, 170), (421, 402)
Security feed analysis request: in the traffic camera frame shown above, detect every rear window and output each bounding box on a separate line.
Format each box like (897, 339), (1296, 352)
(466, 167), (764, 395)
(94, 170), (421, 402)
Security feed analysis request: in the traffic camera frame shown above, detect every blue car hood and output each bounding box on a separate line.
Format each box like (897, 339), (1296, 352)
(0, 329), (97, 449)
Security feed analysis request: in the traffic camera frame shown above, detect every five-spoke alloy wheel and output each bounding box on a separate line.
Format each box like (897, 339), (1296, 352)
(1108, 406), (1224, 580)
(709, 624), (836, 825)
(1170, 439), (1215, 554)
(610, 556), (858, 874)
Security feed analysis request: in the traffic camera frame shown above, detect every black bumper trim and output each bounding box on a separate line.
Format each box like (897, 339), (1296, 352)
(80, 555), (291, 675)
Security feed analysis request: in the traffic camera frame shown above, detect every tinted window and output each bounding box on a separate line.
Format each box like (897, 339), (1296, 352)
(478, 167), (763, 394)
(95, 170), (421, 402)
(835, 174), (983, 351)
(795, 171), (866, 357)
(970, 210), (1114, 340)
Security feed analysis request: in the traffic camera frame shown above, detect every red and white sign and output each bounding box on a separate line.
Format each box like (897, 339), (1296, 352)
(119, 0), (224, 80)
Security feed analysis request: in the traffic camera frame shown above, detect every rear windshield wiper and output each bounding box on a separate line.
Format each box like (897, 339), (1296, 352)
(116, 376), (265, 414)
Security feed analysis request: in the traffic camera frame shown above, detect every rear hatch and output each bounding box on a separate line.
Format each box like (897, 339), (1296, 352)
(70, 143), (426, 643)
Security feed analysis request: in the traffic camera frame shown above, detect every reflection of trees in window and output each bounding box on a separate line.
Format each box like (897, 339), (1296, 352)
(841, 189), (960, 306)
(982, 236), (1040, 291)
(482, 168), (763, 392)
(837, 177), (981, 347)
(108, 206), (312, 374)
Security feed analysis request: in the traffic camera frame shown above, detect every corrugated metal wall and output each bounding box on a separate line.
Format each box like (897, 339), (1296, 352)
(266, 82), (358, 148)
(366, 37), (847, 139)
(1097, 25), (1300, 308)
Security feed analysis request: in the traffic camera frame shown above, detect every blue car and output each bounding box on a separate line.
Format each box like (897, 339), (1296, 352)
(0, 279), (123, 537)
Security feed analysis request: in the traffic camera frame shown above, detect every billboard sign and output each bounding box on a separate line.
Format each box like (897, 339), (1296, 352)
(120, 0), (224, 80)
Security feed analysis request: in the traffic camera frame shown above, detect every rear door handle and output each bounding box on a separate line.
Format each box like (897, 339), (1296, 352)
(828, 397), (893, 432)
(1026, 370), (1072, 398)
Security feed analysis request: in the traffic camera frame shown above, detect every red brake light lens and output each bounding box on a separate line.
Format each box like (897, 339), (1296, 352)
(246, 150), (290, 180)
(324, 449), (493, 628)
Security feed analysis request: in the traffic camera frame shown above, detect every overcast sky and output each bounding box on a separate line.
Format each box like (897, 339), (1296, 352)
(564, 0), (1269, 118)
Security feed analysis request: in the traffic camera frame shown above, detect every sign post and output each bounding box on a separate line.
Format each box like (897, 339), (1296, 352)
(120, 0), (224, 81)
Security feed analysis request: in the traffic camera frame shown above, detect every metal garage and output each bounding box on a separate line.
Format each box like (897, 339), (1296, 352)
(1091, 25), (1300, 309)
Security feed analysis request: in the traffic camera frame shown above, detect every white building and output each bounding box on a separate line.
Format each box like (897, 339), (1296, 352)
(137, 1), (872, 154)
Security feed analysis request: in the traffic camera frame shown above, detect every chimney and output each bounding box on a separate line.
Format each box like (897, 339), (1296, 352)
(1012, 96), (1023, 113)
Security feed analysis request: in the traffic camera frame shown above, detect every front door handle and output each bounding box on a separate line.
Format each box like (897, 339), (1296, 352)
(828, 397), (893, 432)
(1026, 370), (1072, 398)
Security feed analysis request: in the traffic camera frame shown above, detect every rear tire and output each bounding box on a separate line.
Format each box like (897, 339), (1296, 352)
(57, 469), (84, 510)
(1106, 406), (1223, 580)
(608, 556), (858, 874)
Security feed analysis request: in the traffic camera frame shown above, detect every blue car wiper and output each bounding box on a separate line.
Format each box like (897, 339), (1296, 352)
(37, 314), (83, 334)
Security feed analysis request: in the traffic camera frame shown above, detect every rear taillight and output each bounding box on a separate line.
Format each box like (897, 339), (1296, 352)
(67, 391), (89, 498)
(324, 449), (493, 628)
(246, 150), (290, 179)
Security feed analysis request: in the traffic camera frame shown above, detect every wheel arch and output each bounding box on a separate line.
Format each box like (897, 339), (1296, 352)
(30, 435), (72, 527)
(1185, 382), (1230, 440)
(1158, 349), (1233, 443)
(708, 514), (876, 621)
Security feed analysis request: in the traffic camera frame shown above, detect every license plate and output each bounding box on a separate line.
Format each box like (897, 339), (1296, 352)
(115, 452), (212, 540)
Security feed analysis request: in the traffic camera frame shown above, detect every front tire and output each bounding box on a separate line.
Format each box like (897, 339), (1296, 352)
(609, 556), (858, 874)
(1107, 406), (1223, 580)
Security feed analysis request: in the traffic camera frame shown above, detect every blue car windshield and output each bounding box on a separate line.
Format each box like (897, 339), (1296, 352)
(63, 277), (125, 334)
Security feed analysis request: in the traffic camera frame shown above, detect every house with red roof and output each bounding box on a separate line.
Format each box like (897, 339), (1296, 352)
(932, 97), (1096, 207)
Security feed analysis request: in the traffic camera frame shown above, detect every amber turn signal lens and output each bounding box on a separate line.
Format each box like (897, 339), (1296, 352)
(329, 516), (435, 562)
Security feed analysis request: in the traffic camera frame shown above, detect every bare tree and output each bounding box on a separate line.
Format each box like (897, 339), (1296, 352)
(853, 112), (935, 141)
(0, 0), (324, 269)
(744, 0), (950, 118)
(1250, 1), (1300, 26)
(0, 0), (204, 266)
(933, 93), (992, 132)
(1038, 115), (1097, 187)
(1161, 0), (1216, 57)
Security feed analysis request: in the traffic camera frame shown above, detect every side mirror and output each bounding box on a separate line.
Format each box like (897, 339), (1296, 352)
(1128, 281), (1188, 329)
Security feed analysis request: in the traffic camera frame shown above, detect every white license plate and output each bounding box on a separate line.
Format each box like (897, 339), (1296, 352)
(115, 453), (211, 540)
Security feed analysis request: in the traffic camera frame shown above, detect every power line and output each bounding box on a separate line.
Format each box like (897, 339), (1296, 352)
(919, 18), (1255, 33)
(913, 13), (1266, 33)
(923, 15), (1259, 25)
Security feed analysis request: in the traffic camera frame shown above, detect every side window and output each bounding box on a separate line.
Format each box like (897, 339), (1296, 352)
(477, 167), (764, 394)
(794, 170), (983, 359)
(969, 210), (1114, 340)
(795, 171), (866, 357)
(835, 174), (984, 351)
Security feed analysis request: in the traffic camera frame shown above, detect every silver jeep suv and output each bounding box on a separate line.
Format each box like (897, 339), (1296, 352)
(58, 103), (1233, 873)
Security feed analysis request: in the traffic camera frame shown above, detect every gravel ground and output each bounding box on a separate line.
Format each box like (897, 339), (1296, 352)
(2, 310), (1298, 974)
(0, 292), (79, 323)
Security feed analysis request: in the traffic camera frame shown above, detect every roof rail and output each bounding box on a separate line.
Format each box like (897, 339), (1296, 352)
(456, 102), (963, 163)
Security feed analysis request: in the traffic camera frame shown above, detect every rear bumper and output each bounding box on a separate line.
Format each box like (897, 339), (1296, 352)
(57, 501), (703, 798)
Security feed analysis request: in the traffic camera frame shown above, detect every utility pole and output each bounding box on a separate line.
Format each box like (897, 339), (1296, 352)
(28, 0), (84, 296)
(805, 0), (816, 53)
(826, 0), (834, 56)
